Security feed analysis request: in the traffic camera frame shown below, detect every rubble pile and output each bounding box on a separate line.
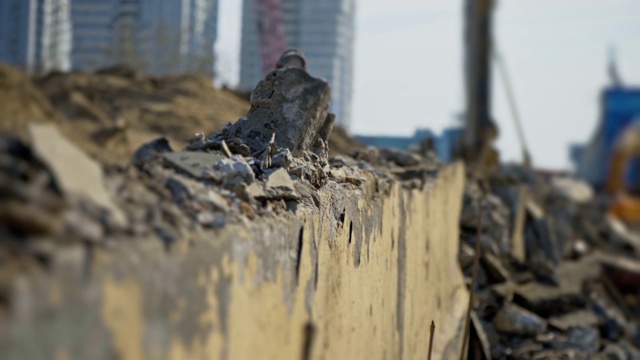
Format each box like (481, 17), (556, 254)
(461, 166), (640, 359)
(0, 63), (364, 167)
(0, 57), (438, 315)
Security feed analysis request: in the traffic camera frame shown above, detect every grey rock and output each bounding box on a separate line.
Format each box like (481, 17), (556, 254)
(493, 303), (546, 336)
(165, 177), (192, 204)
(30, 123), (127, 227)
(186, 132), (205, 145)
(265, 168), (300, 200)
(458, 242), (475, 270)
(225, 138), (251, 157)
(207, 190), (230, 213)
(245, 182), (266, 199)
(196, 211), (225, 228)
(154, 225), (177, 246)
(224, 61), (331, 158)
(131, 137), (173, 168)
(379, 148), (421, 167)
(481, 253), (510, 284)
(493, 256), (601, 316)
(163, 151), (226, 179)
(564, 326), (600, 356)
(597, 343), (627, 360)
(215, 155), (255, 188)
(310, 113), (335, 161)
(63, 209), (104, 242)
(266, 168), (295, 191)
(271, 148), (293, 169)
(548, 310), (600, 331)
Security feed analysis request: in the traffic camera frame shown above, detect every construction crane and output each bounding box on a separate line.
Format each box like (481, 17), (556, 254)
(256, 0), (288, 76)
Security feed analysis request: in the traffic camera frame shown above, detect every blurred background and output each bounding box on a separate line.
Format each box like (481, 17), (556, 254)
(2, 0), (640, 170)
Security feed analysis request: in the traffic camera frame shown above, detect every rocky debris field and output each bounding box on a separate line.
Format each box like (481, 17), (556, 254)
(0, 62), (435, 319)
(460, 166), (640, 359)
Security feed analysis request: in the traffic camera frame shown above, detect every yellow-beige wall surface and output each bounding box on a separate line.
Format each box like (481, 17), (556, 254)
(0, 164), (467, 360)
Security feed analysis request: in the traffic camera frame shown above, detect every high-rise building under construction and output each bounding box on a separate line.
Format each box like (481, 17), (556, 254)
(0, 0), (72, 74)
(239, 0), (356, 128)
(71, 0), (218, 75)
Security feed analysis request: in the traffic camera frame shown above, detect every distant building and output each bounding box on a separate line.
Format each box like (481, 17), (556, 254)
(239, 0), (356, 129)
(0, 0), (72, 74)
(70, 0), (218, 75)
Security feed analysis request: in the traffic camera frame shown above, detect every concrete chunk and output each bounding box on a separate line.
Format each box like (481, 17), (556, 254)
(493, 303), (547, 336)
(225, 63), (331, 158)
(163, 151), (225, 179)
(29, 123), (126, 227)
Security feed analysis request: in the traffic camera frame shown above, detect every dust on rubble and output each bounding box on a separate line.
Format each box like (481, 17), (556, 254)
(460, 165), (640, 359)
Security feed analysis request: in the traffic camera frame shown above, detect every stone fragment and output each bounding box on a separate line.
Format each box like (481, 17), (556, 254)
(265, 168), (300, 200)
(245, 182), (266, 199)
(163, 151), (225, 179)
(131, 137), (173, 168)
(493, 303), (547, 336)
(63, 209), (104, 242)
(585, 281), (628, 341)
(470, 311), (492, 360)
(215, 155), (255, 188)
(196, 211), (225, 228)
(154, 225), (177, 246)
(481, 253), (510, 284)
(548, 310), (601, 331)
(266, 168), (295, 190)
(493, 184), (528, 262)
(165, 177), (192, 204)
(551, 176), (594, 204)
(225, 138), (251, 157)
(564, 326), (600, 356)
(525, 217), (560, 265)
(186, 132), (205, 145)
(459, 242), (476, 270)
(30, 124), (126, 227)
(597, 343), (627, 360)
(271, 148), (293, 169)
(494, 256), (602, 316)
(224, 62), (331, 158)
(207, 190), (230, 213)
(379, 148), (421, 167)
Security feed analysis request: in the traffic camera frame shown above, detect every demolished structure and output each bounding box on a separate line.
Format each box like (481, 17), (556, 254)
(0, 48), (640, 359)
(0, 53), (467, 359)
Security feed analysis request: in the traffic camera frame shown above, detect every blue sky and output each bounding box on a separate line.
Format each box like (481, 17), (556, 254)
(216, 0), (640, 169)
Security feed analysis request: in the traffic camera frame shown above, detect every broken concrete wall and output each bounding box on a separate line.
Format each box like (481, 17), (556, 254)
(0, 163), (467, 360)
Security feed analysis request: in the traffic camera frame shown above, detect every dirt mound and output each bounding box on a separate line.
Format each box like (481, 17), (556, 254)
(0, 63), (63, 138)
(33, 69), (251, 165)
(0, 62), (364, 166)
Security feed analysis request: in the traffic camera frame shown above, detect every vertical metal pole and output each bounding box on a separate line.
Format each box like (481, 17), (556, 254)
(463, 0), (495, 163)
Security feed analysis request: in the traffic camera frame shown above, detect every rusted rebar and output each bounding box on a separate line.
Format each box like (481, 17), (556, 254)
(460, 185), (485, 360)
(427, 320), (435, 360)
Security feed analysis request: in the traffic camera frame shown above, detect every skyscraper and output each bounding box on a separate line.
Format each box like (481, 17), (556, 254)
(239, 0), (356, 128)
(70, 0), (218, 75)
(0, 0), (72, 74)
